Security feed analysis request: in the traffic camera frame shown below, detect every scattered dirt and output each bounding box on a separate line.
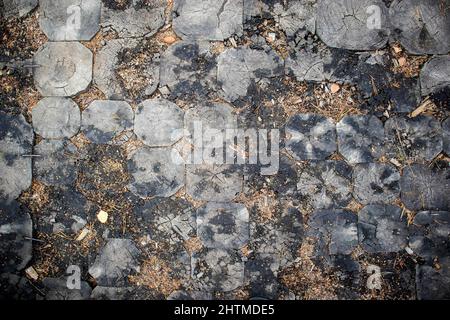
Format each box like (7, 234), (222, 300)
(73, 85), (107, 111)
(390, 43), (429, 78)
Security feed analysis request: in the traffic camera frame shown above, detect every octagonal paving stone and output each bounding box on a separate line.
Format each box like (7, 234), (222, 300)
(217, 45), (284, 103)
(173, 0), (243, 41)
(1, 0), (37, 18)
(336, 115), (385, 164)
(81, 100), (134, 144)
(297, 160), (353, 210)
(443, 118), (450, 156)
(420, 55), (450, 97)
(307, 209), (358, 257)
(384, 116), (443, 162)
(39, 0), (101, 41)
(0, 200), (32, 273)
(353, 163), (400, 205)
(316, 0), (390, 51)
(33, 42), (93, 97)
(186, 164), (243, 202)
(33, 139), (79, 187)
(358, 204), (408, 254)
(0, 111), (33, 202)
(134, 98), (184, 147)
(400, 164), (450, 211)
(285, 114), (337, 161)
(416, 257), (450, 300)
(128, 146), (185, 199)
(409, 211), (450, 261)
(101, 0), (166, 38)
(93, 38), (160, 100)
(390, 0), (450, 55)
(32, 97), (81, 139)
(196, 202), (249, 249)
(191, 248), (245, 292)
(159, 41), (218, 99)
(88, 239), (140, 287)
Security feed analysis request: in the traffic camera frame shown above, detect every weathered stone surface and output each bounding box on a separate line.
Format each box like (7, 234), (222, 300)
(191, 248), (244, 292)
(245, 253), (281, 300)
(217, 46), (283, 102)
(0, 200), (32, 272)
(134, 98), (184, 147)
(285, 48), (332, 82)
(186, 164), (242, 201)
(0, 111), (33, 201)
(32, 97), (81, 139)
(89, 238), (140, 287)
(33, 42), (92, 97)
(307, 209), (358, 257)
(353, 163), (400, 205)
(159, 41), (217, 99)
(337, 115), (385, 164)
(41, 277), (91, 300)
(94, 38), (160, 100)
(443, 118), (450, 156)
(420, 55), (450, 96)
(33, 139), (79, 186)
(0, 273), (35, 300)
(409, 211), (450, 261)
(101, 0), (165, 38)
(128, 147), (185, 198)
(297, 161), (353, 210)
(401, 164), (449, 211)
(173, 0), (243, 41)
(285, 114), (336, 160)
(196, 202), (249, 249)
(385, 116), (443, 162)
(82, 100), (133, 144)
(389, 78), (421, 113)
(416, 257), (450, 300)
(273, 0), (317, 37)
(390, 0), (450, 55)
(167, 290), (213, 300)
(1, 0), (37, 18)
(316, 0), (389, 50)
(39, 0), (101, 41)
(358, 204), (408, 253)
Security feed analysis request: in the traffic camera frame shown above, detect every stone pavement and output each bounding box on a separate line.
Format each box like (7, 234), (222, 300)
(0, 0), (449, 300)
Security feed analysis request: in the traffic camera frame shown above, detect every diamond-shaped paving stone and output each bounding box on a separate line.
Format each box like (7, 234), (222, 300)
(0, 112), (33, 202)
(390, 0), (450, 55)
(88, 239), (140, 287)
(33, 139), (79, 187)
(443, 118), (450, 156)
(409, 211), (450, 261)
(316, 0), (389, 50)
(186, 164), (242, 201)
(38, 0), (101, 41)
(196, 202), (249, 249)
(337, 115), (385, 164)
(285, 114), (336, 160)
(385, 116), (443, 162)
(191, 248), (244, 292)
(41, 278), (92, 300)
(128, 147), (185, 198)
(173, 0), (243, 41)
(101, 0), (165, 38)
(32, 97), (81, 139)
(159, 41), (217, 99)
(134, 98), (184, 147)
(93, 38), (160, 100)
(82, 100), (133, 144)
(217, 46), (283, 102)
(297, 161), (353, 210)
(1, 0), (37, 18)
(307, 209), (358, 256)
(420, 55), (450, 97)
(0, 200), (32, 272)
(401, 164), (450, 211)
(33, 42), (92, 97)
(353, 163), (400, 205)
(358, 204), (408, 253)
(416, 257), (450, 300)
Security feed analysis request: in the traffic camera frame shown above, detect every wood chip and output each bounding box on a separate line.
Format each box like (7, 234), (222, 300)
(76, 227), (90, 241)
(398, 57), (406, 66)
(25, 266), (39, 280)
(410, 99), (434, 118)
(162, 35), (176, 45)
(97, 210), (108, 224)
(390, 158), (402, 168)
(330, 83), (340, 94)
(393, 45), (402, 54)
